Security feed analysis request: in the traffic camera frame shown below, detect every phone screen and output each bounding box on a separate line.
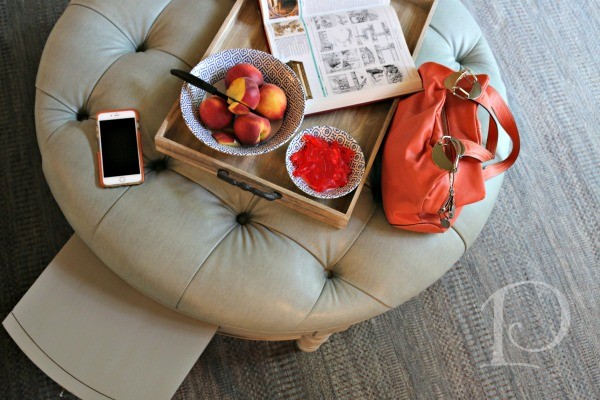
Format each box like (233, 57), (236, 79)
(99, 118), (140, 177)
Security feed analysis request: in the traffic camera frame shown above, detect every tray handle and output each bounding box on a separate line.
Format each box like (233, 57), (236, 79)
(217, 169), (282, 201)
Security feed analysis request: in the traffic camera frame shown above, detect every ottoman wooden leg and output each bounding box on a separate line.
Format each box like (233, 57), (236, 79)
(297, 325), (351, 352)
(297, 332), (333, 352)
(3, 235), (218, 400)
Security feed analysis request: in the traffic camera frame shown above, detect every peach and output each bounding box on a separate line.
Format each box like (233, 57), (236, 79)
(233, 113), (271, 145)
(224, 63), (264, 88)
(212, 131), (240, 147)
(255, 83), (288, 121)
(226, 77), (260, 115)
(199, 96), (233, 130)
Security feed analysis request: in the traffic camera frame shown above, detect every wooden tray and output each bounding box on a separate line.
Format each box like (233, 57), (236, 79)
(155, 0), (438, 228)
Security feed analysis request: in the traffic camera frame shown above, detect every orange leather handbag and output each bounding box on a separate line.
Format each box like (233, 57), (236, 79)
(381, 62), (520, 233)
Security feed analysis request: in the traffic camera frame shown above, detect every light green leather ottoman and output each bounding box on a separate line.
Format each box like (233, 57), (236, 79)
(35, 0), (509, 350)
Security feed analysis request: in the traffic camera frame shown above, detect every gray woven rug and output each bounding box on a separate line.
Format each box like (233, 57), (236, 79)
(1, 0), (598, 399)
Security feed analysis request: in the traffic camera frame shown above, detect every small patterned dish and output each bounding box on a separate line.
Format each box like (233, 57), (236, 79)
(285, 126), (365, 199)
(179, 48), (305, 156)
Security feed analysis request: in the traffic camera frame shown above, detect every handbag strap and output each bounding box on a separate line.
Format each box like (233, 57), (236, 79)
(471, 86), (521, 180)
(460, 139), (494, 163)
(443, 66), (520, 180)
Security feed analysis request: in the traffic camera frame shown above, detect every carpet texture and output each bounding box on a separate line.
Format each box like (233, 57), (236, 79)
(1, 0), (598, 399)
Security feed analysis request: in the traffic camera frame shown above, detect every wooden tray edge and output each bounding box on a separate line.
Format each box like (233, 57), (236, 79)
(412, 0), (439, 60)
(155, 110), (352, 228)
(154, 0), (438, 229)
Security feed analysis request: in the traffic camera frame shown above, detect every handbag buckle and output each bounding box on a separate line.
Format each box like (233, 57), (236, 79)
(432, 136), (465, 171)
(444, 68), (482, 100)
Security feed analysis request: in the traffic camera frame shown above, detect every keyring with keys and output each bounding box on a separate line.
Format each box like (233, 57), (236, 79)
(432, 136), (465, 228)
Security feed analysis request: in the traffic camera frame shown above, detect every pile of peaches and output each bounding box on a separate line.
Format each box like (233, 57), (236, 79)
(199, 63), (288, 147)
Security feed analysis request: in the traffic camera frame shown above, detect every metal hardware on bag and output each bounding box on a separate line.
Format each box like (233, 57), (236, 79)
(435, 137), (464, 228)
(444, 68), (482, 100)
(217, 169), (282, 201)
(432, 142), (455, 171)
(432, 136), (465, 171)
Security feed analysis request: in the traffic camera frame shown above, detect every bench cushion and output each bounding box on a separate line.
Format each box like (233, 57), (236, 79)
(35, 0), (509, 336)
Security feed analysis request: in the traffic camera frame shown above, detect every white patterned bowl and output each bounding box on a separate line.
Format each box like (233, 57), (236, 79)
(285, 126), (365, 199)
(180, 49), (305, 156)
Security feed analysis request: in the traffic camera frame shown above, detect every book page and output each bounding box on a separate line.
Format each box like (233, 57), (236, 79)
(301, 0), (389, 16)
(258, 1), (421, 115)
(259, 0), (325, 105)
(303, 5), (421, 113)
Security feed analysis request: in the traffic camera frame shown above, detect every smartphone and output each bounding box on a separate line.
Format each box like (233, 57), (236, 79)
(96, 109), (144, 187)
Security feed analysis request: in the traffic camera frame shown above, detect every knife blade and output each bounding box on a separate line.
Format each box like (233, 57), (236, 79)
(170, 69), (266, 118)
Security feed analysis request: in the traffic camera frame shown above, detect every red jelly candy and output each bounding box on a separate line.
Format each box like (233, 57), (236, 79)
(291, 136), (355, 192)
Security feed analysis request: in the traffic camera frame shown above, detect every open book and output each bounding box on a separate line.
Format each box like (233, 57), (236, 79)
(258, 0), (422, 115)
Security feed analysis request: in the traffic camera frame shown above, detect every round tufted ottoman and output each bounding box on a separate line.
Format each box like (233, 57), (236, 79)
(35, 0), (510, 349)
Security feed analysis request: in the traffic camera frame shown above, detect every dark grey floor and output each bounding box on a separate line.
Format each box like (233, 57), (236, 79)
(1, 1), (599, 399)
(1, 0), (75, 398)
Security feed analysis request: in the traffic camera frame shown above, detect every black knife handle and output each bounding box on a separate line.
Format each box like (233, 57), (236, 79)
(170, 69), (227, 100)
(217, 169), (282, 201)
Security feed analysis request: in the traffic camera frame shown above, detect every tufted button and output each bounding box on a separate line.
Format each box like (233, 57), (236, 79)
(76, 109), (88, 121)
(325, 269), (334, 279)
(236, 212), (250, 225)
(148, 157), (168, 172)
(136, 43), (146, 53)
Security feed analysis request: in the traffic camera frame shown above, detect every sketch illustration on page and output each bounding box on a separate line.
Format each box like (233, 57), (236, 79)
(321, 50), (361, 74)
(317, 28), (355, 52)
(366, 64), (403, 85)
(318, 31), (335, 52)
(376, 43), (399, 63)
(354, 22), (393, 45)
(335, 14), (350, 25)
(383, 64), (403, 83)
(366, 68), (385, 85)
(359, 47), (376, 66)
(328, 72), (368, 94)
(349, 9), (379, 24)
(313, 10), (379, 31)
(330, 28), (354, 48)
(312, 15), (337, 30)
(313, 13), (351, 28)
